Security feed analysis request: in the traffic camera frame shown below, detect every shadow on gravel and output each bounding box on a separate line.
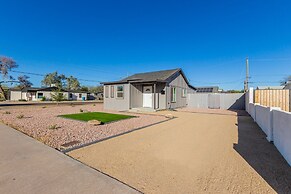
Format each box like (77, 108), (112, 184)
(234, 115), (291, 193)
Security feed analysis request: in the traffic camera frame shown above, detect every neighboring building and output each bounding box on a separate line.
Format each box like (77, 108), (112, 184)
(68, 90), (88, 101)
(257, 86), (285, 90)
(283, 81), (291, 89)
(9, 87), (88, 101)
(87, 92), (104, 100)
(196, 86), (219, 93)
(101, 68), (196, 111)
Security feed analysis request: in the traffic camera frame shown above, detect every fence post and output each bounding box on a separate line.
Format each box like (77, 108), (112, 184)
(249, 87), (254, 103)
(269, 107), (281, 142)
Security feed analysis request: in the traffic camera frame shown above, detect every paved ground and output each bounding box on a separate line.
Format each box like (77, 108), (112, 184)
(69, 110), (291, 194)
(0, 123), (139, 194)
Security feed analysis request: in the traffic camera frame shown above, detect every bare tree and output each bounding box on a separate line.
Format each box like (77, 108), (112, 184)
(0, 56), (19, 100)
(17, 75), (33, 89)
(0, 56), (18, 77)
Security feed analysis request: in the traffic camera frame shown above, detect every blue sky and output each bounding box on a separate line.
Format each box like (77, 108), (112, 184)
(0, 0), (291, 90)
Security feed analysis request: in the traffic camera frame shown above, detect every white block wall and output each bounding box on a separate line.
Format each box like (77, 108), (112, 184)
(245, 88), (291, 166)
(273, 110), (291, 166)
(255, 105), (281, 142)
(248, 103), (256, 120)
(246, 102), (291, 165)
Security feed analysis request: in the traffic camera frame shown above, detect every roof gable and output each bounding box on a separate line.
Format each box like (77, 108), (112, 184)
(121, 68), (181, 83)
(101, 68), (196, 90)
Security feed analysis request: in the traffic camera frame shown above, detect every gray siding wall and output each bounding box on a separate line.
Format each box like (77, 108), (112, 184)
(104, 84), (130, 111)
(130, 84), (143, 108)
(166, 73), (191, 109)
(187, 93), (245, 110)
(130, 83), (166, 110)
(155, 83), (166, 110)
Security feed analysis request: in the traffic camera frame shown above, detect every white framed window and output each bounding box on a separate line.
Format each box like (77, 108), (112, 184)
(105, 86), (109, 98)
(182, 88), (187, 97)
(110, 86), (114, 98)
(171, 87), (176, 102)
(116, 85), (124, 98)
(79, 93), (82, 98)
(37, 93), (44, 99)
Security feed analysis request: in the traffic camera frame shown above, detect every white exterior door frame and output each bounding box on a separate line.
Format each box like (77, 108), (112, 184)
(143, 85), (153, 108)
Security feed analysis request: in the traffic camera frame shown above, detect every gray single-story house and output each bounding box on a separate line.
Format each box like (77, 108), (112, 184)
(9, 87), (88, 101)
(101, 68), (196, 111)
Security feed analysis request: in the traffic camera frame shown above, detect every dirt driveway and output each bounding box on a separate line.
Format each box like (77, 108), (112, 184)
(69, 110), (291, 193)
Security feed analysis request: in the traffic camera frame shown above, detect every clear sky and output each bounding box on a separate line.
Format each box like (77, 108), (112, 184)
(0, 0), (291, 90)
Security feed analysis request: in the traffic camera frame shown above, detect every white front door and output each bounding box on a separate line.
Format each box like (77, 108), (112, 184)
(143, 86), (153, 108)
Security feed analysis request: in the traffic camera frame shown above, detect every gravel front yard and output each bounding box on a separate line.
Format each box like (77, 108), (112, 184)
(0, 104), (167, 150)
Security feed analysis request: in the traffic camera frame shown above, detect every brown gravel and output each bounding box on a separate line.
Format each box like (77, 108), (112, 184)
(0, 104), (167, 150)
(69, 110), (291, 194)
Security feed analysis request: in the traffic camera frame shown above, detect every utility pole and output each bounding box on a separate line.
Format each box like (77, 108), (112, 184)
(244, 57), (249, 92)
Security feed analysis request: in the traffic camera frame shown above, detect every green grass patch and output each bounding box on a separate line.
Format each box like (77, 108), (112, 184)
(59, 112), (135, 124)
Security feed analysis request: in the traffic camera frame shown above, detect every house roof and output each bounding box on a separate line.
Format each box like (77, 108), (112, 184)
(9, 87), (41, 92)
(101, 68), (196, 89)
(284, 84), (291, 89)
(37, 86), (68, 92)
(9, 86), (88, 93)
(196, 86), (219, 93)
(121, 68), (180, 82)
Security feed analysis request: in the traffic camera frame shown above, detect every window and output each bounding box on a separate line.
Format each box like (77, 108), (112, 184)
(110, 86), (115, 98)
(37, 93), (43, 99)
(182, 88), (187, 97)
(171, 87), (176, 102)
(105, 86), (109, 98)
(116, 85), (124, 98)
(69, 93), (73, 98)
(79, 93), (82, 98)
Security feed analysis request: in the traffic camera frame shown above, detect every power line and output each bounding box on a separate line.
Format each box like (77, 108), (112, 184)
(10, 70), (104, 83)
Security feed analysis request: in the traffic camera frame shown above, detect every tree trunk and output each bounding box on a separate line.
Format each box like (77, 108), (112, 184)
(0, 84), (6, 100)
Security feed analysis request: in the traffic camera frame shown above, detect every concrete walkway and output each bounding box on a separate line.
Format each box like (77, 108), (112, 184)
(0, 123), (139, 194)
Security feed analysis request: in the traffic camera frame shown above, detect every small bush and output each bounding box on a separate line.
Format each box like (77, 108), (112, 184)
(93, 104), (96, 106)
(3, 111), (11, 114)
(16, 114), (24, 119)
(41, 96), (46, 101)
(42, 106), (47, 109)
(80, 109), (84, 112)
(48, 124), (60, 130)
(18, 99), (27, 102)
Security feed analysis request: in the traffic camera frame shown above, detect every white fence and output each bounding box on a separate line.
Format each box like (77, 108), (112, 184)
(187, 93), (245, 110)
(273, 110), (291, 165)
(246, 88), (291, 165)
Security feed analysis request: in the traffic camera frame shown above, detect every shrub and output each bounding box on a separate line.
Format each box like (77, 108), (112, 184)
(50, 88), (66, 102)
(18, 99), (27, 102)
(80, 109), (84, 112)
(42, 106), (47, 109)
(41, 96), (46, 101)
(16, 114), (24, 119)
(48, 124), (60, 130)
(93, 104), (96, 106)
(3, 111), (11, 114)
